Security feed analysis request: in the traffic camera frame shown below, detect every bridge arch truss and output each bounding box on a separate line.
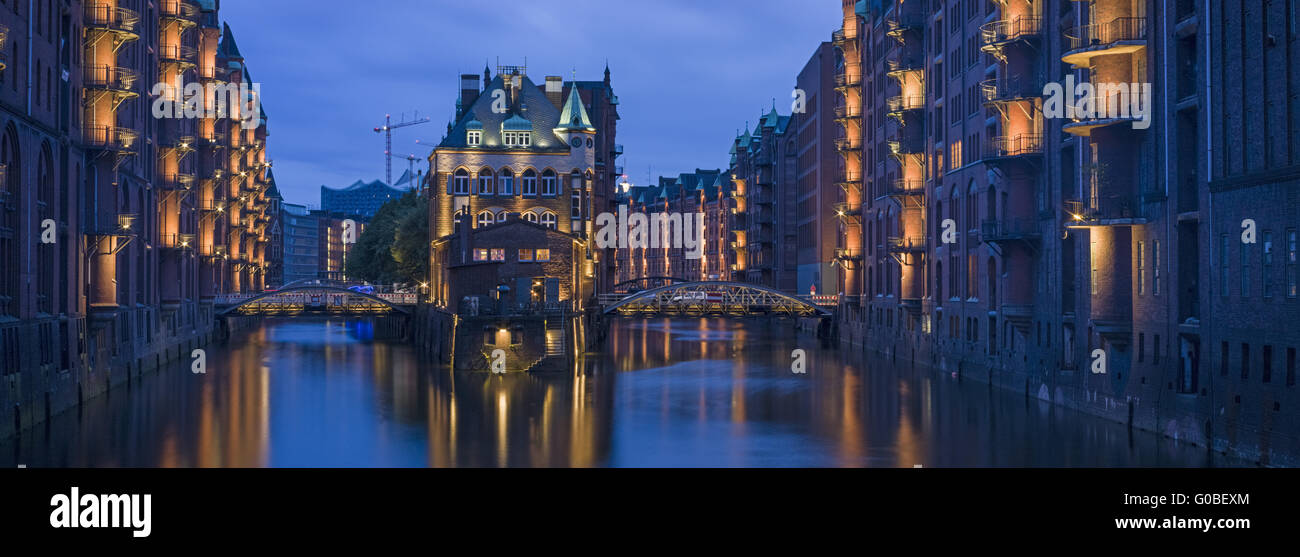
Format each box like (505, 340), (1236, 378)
(602, 281), (831, 317)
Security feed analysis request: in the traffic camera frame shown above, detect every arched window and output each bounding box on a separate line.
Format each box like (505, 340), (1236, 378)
(523, 211), (539, 224)
(571, 188), (582, 220)
(570, 170), (583, 191)
(540, 211), (557, 229)
(0, 125), (21, 316)
(522, 169), (538, 196)
(966, 179), (977, 234)
(477, 169), (494, 196)
(476, 210), (495, 228)
(935, 260), (944, 303)
(496, 211), (509, 224)
(541, 169), (557, 196)
(499, 168), (514, 196)
(37, 143), (54, 314)
(987, 256), (998, 307)
(452, 169), (470, 195)
(987, 185), (997, 224)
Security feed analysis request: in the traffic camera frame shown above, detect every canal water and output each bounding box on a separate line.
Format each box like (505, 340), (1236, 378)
(0, 318), (1236, 467)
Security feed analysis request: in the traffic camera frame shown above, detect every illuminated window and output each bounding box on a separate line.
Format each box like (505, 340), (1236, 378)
(524, 211), (539, 224)
(540, 212), (557, 230)
(541, 170), (558, 196)
(504, 131), (531, 147)
(518, 249), (534, 262)
(571, 189), (581, 219)
(1136, 241), (1144, 295)
(452, 169), (470, 195)
(473, 248), (490, 261)
(951, 140), (962, 170)
(490, 249), (505, 261)
(535, 249), (551, 262)
(467, 130), (482, 146)
(522, 169), (537, 196)
(499, 168), (514, 195)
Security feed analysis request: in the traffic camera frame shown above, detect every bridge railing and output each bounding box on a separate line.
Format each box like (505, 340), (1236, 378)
(213, 291), (420, 307)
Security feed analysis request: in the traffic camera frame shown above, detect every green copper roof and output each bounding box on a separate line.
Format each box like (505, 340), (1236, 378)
(762, 106), (782, 128)
(556, 86), (595, 132)
(502, 113), (533, 131)
(465, 118), (483, 130)
(219, 23), (243, 60)
(738, 125), (752, 148)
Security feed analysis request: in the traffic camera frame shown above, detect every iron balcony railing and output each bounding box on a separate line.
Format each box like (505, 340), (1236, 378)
(161, 234), (196, 250)
(980, 16), (1043, 49)
(986, 134), (1045, 158)
(834, 137), (859, 152)
(83, 125), (139, 152)
(834, 248), (863, 261)
(833, 202), (861, 217)
(886, 56), (924, 76)
(886, 236), (926, 253)
(887, 179), (925, 197)
(981, 218), (1040, 242)
(979, 77), (1044, 104)
(160, 44), (198, 64)
(834, 72), (862, 88)
(887, 95), (925, 115)
(84, 4), (141, 36)
(160, 0), (199, 23)
(160, 173), (197, 190)
(84, 64), (139, 96)
(834, 104), (861, 119)
(1066, 17), (1148, 51)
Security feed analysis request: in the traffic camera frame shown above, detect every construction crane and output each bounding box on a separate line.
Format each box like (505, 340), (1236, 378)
(373, 112), (430, 185)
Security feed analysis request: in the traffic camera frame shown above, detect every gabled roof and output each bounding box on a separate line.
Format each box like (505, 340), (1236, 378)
(219, 23), (243, 60)
(440, 74), (568, 152)
(556, 86), (595, 132)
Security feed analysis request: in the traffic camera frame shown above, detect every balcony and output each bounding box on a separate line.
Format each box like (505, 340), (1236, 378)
(1063, 17), (1148, 69)
(886, 95), (925, 121)
(160, 0), (200, 29)
(731, 213), (747, 228)
(160, 44), (198, 71)
(886, 56), (924, 80)
(979, 17), (1043, 56)
(835, 172), (861, 193)
(834, 72), (862, 89)
(980, 77), (1043, 105)
(834, 248), (863, 262)
(84, 4), (141, 44)
(83, 125), (139, 154)
(985, 134), (1044, 160)
(1064, 199), (1144, 227)
(981, 218), (1041, 245)
(161, 234), (196, 251)
(834, 104), (861, 121)
(751, 191), (774, 205)
(885, 5), (927, 40)
(833, 202), (861, 220)
(834, 137), (860, 153)
(887, 139), (922, 156)
(83, 65), (139, 101)
(886, 179), (925, 198)
(160, 172), (197, 191)
(831, 28), (857, 49)
(1061, 89), (1149, 136)
(886, 236), (926, 254)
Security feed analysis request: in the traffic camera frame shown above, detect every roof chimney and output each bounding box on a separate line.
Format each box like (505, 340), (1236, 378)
(460, 74), (481, 111)
(545, 76), (564, 109)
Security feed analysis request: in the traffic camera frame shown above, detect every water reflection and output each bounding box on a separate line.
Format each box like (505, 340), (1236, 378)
(0, 317), (1237, 467)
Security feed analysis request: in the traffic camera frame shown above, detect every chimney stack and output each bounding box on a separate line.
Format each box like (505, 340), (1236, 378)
(545, 76), (564, 109)
(460, 74), (481, 110)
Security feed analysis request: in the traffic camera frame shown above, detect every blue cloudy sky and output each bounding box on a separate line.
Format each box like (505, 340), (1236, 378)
(217, 0), (842, 205)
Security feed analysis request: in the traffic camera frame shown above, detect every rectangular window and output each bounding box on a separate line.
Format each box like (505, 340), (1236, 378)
(1153, 335), (1161, 365)
(1138, 332), (1145, 362)
(1288, 229), (1297, 298)
(1288, 347), (1296, 387)
(571, 190), (582, 219)
(467, 130), (482, 146)
(1153, 241), (1161, 296)
(490, 249), (505, 262)
(453, 174), (470, 195)
(478, 175), (493, 195)
(1221, 341), (1229, 376)
(523, 175), (537, 196)
(518, 249), (534, 262)
(1241, 343), (1251, 380)
(534, 249), (551, 262)
(1221, 234), (1231, 297)
(1264, 231), (1274, 297)
(473, 249), (490, 262)
(1263, 345), (1274, 383)
(500, 175), (514, 195)
(951, 140), (962, 170)
(1242, 237), (1250, 296)
(541, 175), (557, 196)
(1137, 241), (1145, 295)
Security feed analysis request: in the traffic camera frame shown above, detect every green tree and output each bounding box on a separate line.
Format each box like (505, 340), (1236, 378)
(345, 191), (428, 285)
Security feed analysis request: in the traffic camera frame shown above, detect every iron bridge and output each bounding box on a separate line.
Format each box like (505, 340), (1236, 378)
(214, 286), (418, 317)
(601, 281), (832, 317)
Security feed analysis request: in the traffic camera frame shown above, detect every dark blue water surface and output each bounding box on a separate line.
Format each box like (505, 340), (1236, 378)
(0, 318), (1236, 467)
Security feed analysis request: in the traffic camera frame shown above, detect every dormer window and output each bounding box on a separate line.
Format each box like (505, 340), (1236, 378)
(503, 131), (531, 147)
(467, 130), (482, 146)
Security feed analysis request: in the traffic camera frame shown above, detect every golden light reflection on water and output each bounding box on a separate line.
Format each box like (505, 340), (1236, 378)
(0, 317), (1235, 468)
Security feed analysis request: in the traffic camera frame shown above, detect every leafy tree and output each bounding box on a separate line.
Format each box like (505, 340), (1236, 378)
(345, 191), (428, 285)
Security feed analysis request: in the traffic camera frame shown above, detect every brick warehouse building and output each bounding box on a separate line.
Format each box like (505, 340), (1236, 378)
(426, 64), (618, 309)
(0, 0), (276, 439)
(827, 0), (1300, 463)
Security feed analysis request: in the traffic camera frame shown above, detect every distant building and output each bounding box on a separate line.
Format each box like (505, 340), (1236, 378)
(265, 173), (285, 288)
(281, 204), (320, 285)
(320, 178), (410, 219)
(313, 211), (365, 281)
(795, 41), (841, 297)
